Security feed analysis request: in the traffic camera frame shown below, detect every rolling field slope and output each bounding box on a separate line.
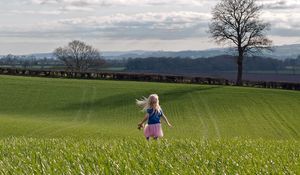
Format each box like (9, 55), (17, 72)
(0, 75), (299, 174)
(0, 75), (299, 139)
(0, 76), (300, 139)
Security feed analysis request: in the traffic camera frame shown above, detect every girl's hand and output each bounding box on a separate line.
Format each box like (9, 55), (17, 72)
(167, 123), (173, 127)
(138, 123), (144, 130)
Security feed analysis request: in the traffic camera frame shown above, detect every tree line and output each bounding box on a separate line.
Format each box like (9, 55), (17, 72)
(0, 54), (61, 69)
(126, 56), (300, 75)
(1, 53), (300, 74)
(0, 40), (106, 71)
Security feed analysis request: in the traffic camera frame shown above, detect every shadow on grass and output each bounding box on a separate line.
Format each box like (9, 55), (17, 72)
(58, 85), (221, 112)
(160, 86), (220, 101)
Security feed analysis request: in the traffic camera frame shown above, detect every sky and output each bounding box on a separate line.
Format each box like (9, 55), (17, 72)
(0, 0), (300, 54)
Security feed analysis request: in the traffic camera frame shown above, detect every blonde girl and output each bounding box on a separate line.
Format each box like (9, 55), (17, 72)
(136, 94), (172, 140)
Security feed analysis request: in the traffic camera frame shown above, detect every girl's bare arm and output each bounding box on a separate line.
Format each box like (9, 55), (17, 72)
(162, 114), (172, 127)
(139, 114), (149, 126)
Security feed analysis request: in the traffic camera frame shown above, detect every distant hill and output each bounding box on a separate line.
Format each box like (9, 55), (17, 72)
(262, 44), (300, 59)
(1, 44), (300, 60)
(102, 49), (228, 59)
(103, 44), (300, 60)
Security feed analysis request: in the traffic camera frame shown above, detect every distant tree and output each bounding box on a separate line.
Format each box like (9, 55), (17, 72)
(53, 40), (104, 71)
(18, 55), (35, 69)
(40, 57), (47, 69)
(2, 54), (18, 67)
(3, 54), (13, 65)
(22, 59), (30, 69)
(209, 0), (272, 85)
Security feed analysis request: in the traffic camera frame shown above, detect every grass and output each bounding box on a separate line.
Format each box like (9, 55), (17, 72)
(0, 138), (299, 174)
(0, 75), (299, 173)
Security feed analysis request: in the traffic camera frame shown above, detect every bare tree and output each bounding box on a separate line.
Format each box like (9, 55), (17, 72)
(209, 0), (272, 85)
(54, 40), (104, 72)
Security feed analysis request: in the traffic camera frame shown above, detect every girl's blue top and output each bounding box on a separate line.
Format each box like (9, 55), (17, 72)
(147, 108), (163, 124)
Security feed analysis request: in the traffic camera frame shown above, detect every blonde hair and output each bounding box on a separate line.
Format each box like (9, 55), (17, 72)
(136, 94), (162, 112)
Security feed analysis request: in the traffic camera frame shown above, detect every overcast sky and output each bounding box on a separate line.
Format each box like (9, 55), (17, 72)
(0, 0), (300, 54)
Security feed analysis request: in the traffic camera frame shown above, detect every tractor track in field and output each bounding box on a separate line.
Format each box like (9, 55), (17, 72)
(46, 87), (98, 136)
(83, 86), (97, 123)
(26, 88), (56, 137)
(240, 94), (260, 136)
(247, 94), (289, 138)
(200, 97), (221, 139)
(29, 88), (87, 136)
(188, 93), (209, 139)
(73, 88), (88, 122)
(261, 95), (299, 139)
(30, 87), (92, 137)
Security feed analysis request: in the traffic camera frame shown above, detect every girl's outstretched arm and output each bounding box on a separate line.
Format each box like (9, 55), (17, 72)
(162, 114), (172, 127)
(138, 114), (149, 126)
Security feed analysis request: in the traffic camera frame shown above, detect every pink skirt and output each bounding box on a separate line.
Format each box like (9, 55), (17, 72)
(144, 123), (163, 138)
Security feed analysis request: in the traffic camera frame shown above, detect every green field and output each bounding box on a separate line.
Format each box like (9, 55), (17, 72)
(0, 75), (299, 174)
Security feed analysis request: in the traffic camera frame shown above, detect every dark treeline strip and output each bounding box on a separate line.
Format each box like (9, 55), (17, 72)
(0, 67), (299, 91)
(0, 55), (63, 69)
(126, 55), (300, 74)
(1, 55), (299, 74)
(0, 54), (125, 71)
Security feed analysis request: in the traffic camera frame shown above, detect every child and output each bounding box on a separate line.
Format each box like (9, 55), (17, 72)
(136, 94), (172, 140)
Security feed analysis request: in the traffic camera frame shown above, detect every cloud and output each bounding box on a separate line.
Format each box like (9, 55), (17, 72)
(30, 0), (58, 4)
(9, 10), (62, 15)
(2, 8), (300, 40)
(27, 0), (300, 13)
(263, 0), (300, 10)
(261, 10), (300, 37)
(5, 8), (91, 16)
(262, 11), (300, 28)
(2, 1), (300, 42)
(30, 0), (206, 7)
(59, 6), (94, 11)
(1, 0), (300, 54)
(61, 11), (211, 39)
(0, 11), (211, 40)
